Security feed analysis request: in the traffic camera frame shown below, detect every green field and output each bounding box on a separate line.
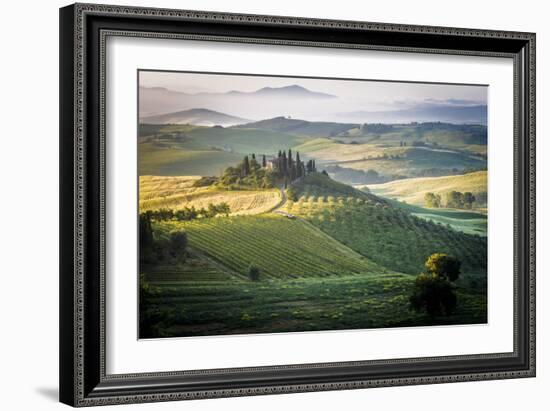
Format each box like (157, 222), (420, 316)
(388, 200), (488, 236)
(156, 214), (388, 279)
(284, 176), (487, 276)
(141, 270), (486, 338)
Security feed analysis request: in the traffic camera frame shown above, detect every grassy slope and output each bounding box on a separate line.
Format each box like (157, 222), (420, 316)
(296, 139), (486, 177)
(139, 125), (306, 176)
(142, 272), (485, 338)
(236, 117), (357, 137)
(156, 214), (392, 279)
(367, 171), (487, 206)
(386, 199), (487, 237)
(285, 175), (487, 277)
(139, 176), (282, 215)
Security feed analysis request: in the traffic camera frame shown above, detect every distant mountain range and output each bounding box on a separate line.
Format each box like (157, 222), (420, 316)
(139, 85), (336, 118)
(224, 85), (336, 99)
(337, 104), (487, 125)
(140, 84), (486, 125)
(141, 108), (251, 127)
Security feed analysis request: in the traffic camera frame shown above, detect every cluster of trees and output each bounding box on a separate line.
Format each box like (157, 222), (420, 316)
(362, 153), (403, 161)
(410, 253), (461, 318)
(140, 213), (188, 265)
(271, 149), (314, 181)
(323, 165), (405, 185)
(218, 150), (319, 189)
(219, 153), (275, 188)
(141, 203), (231, 222)
(424, 191), (476, 209)
(359, 123), (395, 134)
(446, 191), (476, 209)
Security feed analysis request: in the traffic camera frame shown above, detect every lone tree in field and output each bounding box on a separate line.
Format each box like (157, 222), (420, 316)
(248, 264), (261, 281)
(410, 253), (461, 318)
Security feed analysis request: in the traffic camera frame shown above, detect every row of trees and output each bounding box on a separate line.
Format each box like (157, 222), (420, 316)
(424, 191), (477, 209)
(141, 203), (231, 223)
(270, 149), (316, 181)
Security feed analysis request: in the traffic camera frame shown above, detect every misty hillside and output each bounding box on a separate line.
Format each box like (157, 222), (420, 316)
(338, 104), (487, 125)
(235, 116), (357, 136)
(141, 108), (250, 127)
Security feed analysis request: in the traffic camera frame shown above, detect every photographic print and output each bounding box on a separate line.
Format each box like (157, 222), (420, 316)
(138, 70), (488, 339)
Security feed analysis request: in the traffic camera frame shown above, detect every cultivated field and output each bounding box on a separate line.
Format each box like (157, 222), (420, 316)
(283, 178), (487, 277)
(140, 176), (282, 215)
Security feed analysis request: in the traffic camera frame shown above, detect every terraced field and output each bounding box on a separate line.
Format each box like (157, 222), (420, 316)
(140, 176), (282, 215)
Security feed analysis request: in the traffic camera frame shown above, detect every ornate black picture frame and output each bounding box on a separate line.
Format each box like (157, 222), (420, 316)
(59, 3), (535, 407)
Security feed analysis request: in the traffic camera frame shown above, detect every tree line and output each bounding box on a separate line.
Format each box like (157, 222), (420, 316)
(141, 202), (231, 223)
(424, 191), (477, 209)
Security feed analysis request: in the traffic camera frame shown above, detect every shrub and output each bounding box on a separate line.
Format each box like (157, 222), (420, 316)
(247, 264), (261, 281)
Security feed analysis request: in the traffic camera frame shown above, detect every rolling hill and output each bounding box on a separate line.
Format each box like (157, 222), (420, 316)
(284, 174), (487, 276)
(235, 116), (357, 136)
(367, 171), (488, 207)
(141, 108), (250, 126)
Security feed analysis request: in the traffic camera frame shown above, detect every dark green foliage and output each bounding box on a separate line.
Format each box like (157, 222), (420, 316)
(287, 186), (298, 202)
(425, 253), (461, 282)
(143, 203), (231, 223)
(168, 231), (188, 262)
(192, 176), (219, 187)
(219, 155), (275, 189)
(409, 253), (462, 318)
(445, 190), (476, 209)
(242, 155), (250, 176)
(139, 273), (163, 338)
(409, 273), (457, 318)
(248, 264), (261, 281)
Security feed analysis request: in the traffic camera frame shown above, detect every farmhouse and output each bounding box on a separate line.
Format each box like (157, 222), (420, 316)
(265, 159), (278, 170)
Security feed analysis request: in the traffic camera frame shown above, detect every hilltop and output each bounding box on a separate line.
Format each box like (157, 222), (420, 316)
(141, 108), (250, 127)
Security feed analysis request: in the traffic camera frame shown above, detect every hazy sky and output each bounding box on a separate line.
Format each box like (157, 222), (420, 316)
(141, 71), (486, 105)
(139, 70), (487, 122)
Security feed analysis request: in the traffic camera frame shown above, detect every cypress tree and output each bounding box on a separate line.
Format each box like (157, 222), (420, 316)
(288, 149), (293, 169)
(262, 154), (266, 168)
(243, 155), (250, 176)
